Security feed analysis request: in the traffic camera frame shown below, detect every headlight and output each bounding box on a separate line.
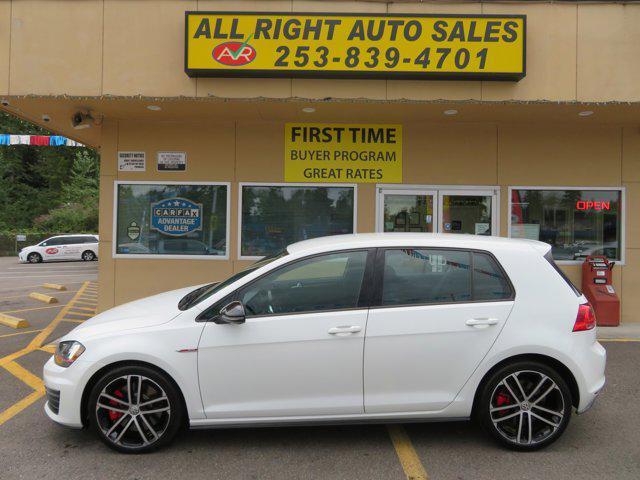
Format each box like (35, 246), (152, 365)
(54, 341), (85, 367)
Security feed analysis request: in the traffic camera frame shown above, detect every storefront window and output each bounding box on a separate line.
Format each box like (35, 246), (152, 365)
(115, 183), (228, 257)
(510, 188), (622, 261)
(241, 184), (355, 257)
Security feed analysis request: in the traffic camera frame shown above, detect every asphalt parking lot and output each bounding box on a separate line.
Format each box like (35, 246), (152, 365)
(0, 256), (638, 480)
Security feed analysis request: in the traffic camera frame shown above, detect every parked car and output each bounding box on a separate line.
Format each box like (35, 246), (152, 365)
(19, 234), (99, 263)
(43, 233), (605, 453)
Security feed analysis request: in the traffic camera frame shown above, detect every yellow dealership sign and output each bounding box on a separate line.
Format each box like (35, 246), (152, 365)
(185, 12), (525, 80)
(285, 124), (402, 184)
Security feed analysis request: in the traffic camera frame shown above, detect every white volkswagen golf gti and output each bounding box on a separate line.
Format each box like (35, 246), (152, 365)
(44, 233), (606, 453)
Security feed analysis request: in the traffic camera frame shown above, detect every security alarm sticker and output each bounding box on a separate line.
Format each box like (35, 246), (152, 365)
(151, 198), (202, 236)
(127, 221), (141, 240)
(118, 152), (146, 172)
(285, 124), (402, 183)
(185, 12), (525, 80)
(157, 152), (187, 171)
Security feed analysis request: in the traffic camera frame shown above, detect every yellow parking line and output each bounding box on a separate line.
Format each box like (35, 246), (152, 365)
(66, 311), (93, 317)
(387, 425), (429, 480)
(0, 329), (43, 339)
(0, 348), (31, 368)
(0, 390), (44, 427)
(599, 338), (640, 343)
(3, 361), (44, 391)
(28, 281), (90, 350)
(69, 306), (96, 312)
(39, 345), (56, 354)
(61, 319), (84, 323)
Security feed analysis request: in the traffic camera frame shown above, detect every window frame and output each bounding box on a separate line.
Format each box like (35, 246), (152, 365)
(508, 185), (626, 266)
(238, 182), (358, 261)
(112, 180), (231, 260)
(370, 246), (516, 310)
(199, 248), (376, 321)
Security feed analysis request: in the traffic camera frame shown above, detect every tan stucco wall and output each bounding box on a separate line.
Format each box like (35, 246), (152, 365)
(2, 0), (640, 102)
(97, 119), (639, 324)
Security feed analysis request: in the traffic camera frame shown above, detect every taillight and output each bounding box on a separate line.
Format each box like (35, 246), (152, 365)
(573, 303), (597, 332)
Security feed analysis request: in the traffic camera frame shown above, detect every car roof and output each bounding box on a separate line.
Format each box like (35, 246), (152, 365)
(286, 233), (550, 256)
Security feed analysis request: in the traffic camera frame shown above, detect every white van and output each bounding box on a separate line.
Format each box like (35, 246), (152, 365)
(18, 234), (99, 263)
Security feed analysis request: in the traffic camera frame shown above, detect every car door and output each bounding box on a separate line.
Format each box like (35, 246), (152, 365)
(197, 249), (373, 419)
(40, 237), (64, 261)
(364, 248), (515, 413)
(61, 236), (83, 260)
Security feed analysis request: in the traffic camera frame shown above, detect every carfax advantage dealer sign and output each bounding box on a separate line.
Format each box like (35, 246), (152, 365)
(185, 12), (525, 80)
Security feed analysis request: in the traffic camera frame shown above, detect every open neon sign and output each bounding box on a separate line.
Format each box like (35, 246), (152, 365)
(576, 201), (611, 211)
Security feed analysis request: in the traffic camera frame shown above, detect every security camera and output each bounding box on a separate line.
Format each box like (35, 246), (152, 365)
(1, 99), (9, 107)
(71, 111), (93, 129)
(42, 114), (51, 122)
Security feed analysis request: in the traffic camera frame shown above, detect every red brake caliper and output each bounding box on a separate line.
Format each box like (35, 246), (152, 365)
(495, 391), (512, 416)
(108, 389), (125, 422)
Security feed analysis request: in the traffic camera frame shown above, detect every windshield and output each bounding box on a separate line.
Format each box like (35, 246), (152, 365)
(178, 249), (288, 310)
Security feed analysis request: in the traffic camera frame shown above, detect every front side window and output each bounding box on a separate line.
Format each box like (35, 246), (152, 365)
(510, 188), (622, 261)
(240, 184), (355, 258)
(115, 183), (228, 257)
(239, 250), (368, 316)
(381, 249), (472, 306)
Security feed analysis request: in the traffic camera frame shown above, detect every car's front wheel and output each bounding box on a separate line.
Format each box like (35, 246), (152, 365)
(88, 365), (184, 453)
(27, 252), (42, 263)
(477, 361), (573, 450)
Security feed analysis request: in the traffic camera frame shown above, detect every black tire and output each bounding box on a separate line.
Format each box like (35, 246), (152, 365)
(82, 250), (96, 261)
(477, 361), (572, 451)
(27, 252), (42, 263)
(88, 365), (184, 453)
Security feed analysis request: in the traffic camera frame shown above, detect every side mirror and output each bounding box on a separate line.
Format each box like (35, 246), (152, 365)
(215, 301), (246, 325)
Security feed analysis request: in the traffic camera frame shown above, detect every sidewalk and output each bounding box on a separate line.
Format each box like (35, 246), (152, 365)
(597, 324), (640, 340)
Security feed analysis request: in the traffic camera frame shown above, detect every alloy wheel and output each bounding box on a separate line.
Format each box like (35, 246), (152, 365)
(83, 251), (95, 261)
(489, 370), (565, 446)
(28, 253), (41, 263)
(95, 375), (171, 449)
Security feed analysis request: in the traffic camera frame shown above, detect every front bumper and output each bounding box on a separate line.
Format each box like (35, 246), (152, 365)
(18, 252), (26, 262)
(43, 356), (99, 429)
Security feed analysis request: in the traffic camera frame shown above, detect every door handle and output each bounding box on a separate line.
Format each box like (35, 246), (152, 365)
(328, 325), (362, 335)
(466, 318), (499, 328)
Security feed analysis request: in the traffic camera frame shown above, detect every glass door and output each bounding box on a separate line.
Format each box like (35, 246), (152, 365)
(378, 189), (437, 233)
(438, 189), (497, 236)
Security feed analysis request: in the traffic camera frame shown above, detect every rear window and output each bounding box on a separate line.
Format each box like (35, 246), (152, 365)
(544, 251), (581, 296)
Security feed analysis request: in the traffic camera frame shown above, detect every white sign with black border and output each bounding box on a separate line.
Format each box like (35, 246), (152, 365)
(118, 151), (146, 172)
(157, 151), (187, 172)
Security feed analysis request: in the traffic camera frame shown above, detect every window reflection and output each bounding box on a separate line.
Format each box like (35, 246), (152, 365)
(241, 185), (355, 257)
(510, 189), (621, 261)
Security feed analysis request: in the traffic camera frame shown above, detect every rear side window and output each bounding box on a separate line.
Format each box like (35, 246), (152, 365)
(473, 252), (512, 301)
(544, 251), (581, 296)
(380, 248), (514, 307)
(381, 249), (473, 306)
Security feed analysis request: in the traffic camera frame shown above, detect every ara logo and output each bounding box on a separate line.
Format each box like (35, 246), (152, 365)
(212, 37), (256, 66)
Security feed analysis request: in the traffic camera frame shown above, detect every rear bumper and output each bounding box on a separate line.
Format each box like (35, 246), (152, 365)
(574, 340), (607, 413)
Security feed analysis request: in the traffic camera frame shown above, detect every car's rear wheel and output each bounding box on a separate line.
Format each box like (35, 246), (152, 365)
(27, 252), (42, 263)
(478, 361), (572, 451)
(88, 365), (183, 453)
(82, 250), (96, 261)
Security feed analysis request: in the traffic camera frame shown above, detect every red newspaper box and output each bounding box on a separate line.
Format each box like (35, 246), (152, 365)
(581, 255), (620, 327)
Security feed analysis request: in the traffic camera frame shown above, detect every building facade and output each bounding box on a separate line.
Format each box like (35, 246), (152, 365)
(1, 0), (639, 323)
